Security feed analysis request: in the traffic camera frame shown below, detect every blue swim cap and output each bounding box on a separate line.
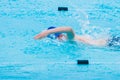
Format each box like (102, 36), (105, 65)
(47, 26), (56, 30)
(47, 26), (62, 39)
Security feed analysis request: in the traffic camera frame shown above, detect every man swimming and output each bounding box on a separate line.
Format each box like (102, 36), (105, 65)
(34, 26), (120, 47)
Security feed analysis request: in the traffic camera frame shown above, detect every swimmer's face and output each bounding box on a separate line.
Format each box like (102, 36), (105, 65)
(57, 34), (67, 40)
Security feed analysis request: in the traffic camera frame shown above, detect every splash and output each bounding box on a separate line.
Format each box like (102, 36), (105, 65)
(68, 3), (110, 39)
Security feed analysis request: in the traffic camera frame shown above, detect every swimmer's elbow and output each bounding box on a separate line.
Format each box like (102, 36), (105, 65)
(65, 27), (73, 32)
(66, 27), (75, 40)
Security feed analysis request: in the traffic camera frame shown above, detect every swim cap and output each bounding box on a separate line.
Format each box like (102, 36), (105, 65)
(47, 26), (62, 39)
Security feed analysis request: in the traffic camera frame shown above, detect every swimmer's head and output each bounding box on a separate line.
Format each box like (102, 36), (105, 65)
(47, 26), (62, 39)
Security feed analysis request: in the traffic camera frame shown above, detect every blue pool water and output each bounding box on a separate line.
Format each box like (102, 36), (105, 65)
(0, 0), (120, 80)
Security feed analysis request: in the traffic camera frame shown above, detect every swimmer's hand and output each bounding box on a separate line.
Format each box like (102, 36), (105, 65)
(34, 30), (48, 40)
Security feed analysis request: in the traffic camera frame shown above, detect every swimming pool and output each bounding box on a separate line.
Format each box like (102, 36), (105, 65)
(0, 0), (120, 80)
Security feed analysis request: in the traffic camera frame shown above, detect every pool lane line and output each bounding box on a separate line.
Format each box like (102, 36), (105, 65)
(46, 61), (120, 65)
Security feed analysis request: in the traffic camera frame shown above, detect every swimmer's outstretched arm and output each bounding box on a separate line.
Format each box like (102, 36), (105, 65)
(34, 27), (75, 40)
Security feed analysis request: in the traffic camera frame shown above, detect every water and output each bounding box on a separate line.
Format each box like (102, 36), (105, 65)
(0, 0), (120, 80)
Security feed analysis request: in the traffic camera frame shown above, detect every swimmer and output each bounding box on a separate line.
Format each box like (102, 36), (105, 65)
(34, 26), (120, 47)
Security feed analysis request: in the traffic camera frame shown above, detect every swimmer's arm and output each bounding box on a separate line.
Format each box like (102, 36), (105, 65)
(87, 39), (107, 46)
(34, 27), (75, 40)
(75, 35), (107, 46)
(34, 30), (49, 39)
